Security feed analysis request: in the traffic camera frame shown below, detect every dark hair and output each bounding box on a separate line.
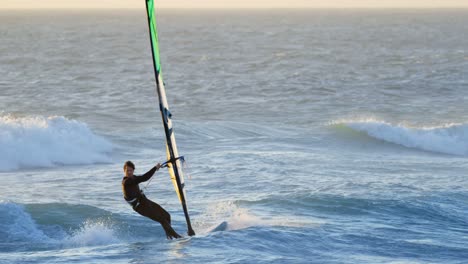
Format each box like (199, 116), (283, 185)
(123, 161), (135, 170)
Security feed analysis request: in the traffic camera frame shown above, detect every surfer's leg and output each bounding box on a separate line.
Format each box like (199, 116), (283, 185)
(146, 201), (181, 239)
(135, 197), (181, 239)
(145, 199), (171, 223)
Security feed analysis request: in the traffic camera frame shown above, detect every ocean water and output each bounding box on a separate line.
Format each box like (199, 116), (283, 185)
(1, 8), (468, 263)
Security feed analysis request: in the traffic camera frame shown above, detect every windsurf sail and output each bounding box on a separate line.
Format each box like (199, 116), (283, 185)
(145, 0), (195, 236)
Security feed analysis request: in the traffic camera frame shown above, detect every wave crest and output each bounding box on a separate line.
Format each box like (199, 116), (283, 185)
(334, 119), (468, 156)
(0, 201), (120, 248)
(0, 114), (113, 171)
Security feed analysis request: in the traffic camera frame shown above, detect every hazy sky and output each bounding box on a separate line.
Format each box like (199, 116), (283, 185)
(2, 0), (468, 9)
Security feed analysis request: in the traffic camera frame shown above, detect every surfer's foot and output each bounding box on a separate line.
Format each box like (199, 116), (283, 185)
(166, 233), (182, 240)
(162, 223), (182, 239)
(165, 230), (182, 239)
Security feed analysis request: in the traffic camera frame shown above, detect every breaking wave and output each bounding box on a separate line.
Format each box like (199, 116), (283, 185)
(0, 114), (113, 171)
(333, 119), (468, 156)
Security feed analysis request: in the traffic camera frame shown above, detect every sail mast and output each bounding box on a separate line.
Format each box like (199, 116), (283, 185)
(144, 0), (195, 236)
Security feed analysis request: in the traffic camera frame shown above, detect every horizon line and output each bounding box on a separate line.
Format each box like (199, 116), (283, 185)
(2, 6), (468, 10)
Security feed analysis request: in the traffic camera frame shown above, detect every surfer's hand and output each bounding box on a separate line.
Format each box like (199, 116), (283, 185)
(155, 163), (162, 170)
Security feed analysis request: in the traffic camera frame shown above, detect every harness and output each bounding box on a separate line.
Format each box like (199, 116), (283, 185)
(125, 192), (145, 208)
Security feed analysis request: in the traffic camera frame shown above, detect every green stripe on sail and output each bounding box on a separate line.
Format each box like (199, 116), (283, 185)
(147, 0), (163, 81)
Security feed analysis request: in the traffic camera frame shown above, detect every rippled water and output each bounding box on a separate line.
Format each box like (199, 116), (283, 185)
(1, 9), (467, 263)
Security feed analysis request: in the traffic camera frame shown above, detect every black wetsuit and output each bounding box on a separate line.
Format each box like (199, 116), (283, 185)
(122, 166), (181, 239)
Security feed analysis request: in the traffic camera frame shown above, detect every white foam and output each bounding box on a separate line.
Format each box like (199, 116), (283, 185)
(340, 119), (468, 156)
(0, 114), (113, 171)
(64, 219), (120, 247)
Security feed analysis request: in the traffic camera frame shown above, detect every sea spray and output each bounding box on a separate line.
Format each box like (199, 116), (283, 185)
(198, 200), (322, 234)
(64, 219), (120, 247)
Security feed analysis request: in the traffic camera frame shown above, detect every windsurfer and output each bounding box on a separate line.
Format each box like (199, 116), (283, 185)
(121, 160), (182, 239)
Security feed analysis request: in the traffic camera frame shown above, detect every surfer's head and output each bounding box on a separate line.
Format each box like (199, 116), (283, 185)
(123, 161), (135, 177)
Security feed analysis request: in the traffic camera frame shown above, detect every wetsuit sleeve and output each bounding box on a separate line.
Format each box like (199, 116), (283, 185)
(135, 166), (158, 183)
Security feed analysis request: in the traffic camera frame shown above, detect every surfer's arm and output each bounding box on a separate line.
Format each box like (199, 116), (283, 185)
(136, 163), (161, 183)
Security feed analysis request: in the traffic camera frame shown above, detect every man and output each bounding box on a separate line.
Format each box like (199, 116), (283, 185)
(121, 160), (181, 239)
